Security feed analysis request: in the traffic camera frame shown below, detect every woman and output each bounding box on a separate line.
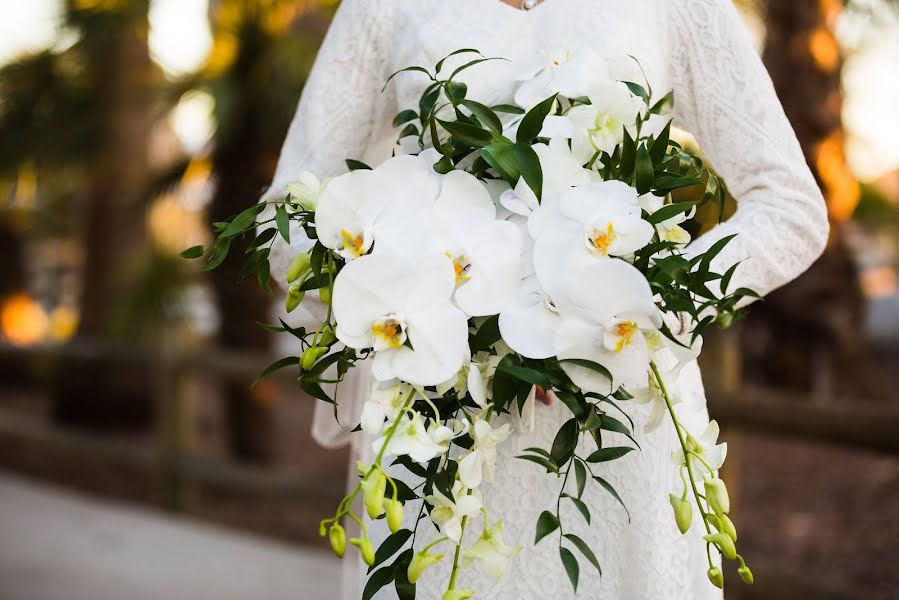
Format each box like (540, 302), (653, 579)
(262, 0), (828, 598)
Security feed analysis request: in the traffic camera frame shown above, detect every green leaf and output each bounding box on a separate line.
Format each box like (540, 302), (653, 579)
(480, 142), (520, 182)
(393, 109), (419, 127)
(559, 546), (580, 591)
(460, 99), (503, 134)
(221, 204), (262, 238)
(251, 356), (299, 387)
(362, 564), (396, 600)
(564, 533), (602, 574)
(274, 206), (290, 243)
(586, 446), (635, 463)
(202, 237), (231, 271)
(257, 258), (272, 297)
(623, 81), (649, 101)
(346, 159), (372, 171)
(517, 93), (557, 144)
(470, 314), (501, 353)
(495, 363), (552, 390)
(516, 454), (559, 473)
(535, 510), (560, 544)
(650, 90), (675, 115)
(593, 475), (630, 520)
(635, 143), (654, 194)
(445, 80), (468, 103)
(513, 142), (543, 201)
(437, 118), (493, 148)
(246, 228), (277, 252)
(369, 529), (413, 572)
(574, 459), (587, 498)
(419, 84), (442, 118)
(180, 245), (204, 259)
(448, 56), (506, 81)
(564, 493), (591, 524)
(393, 549), (416, 600)
(558, 358), (612, 390)
(382, 65), (433, 92)
(491, 103), (525, 115)
(550, 418), (579, 465)
(647, 201), (698, 225)
(435, 48), (481, 73)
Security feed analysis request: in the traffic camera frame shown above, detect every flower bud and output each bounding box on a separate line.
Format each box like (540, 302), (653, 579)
(318, 286), (331, 304)
(442, 590), (475, 600)
(704, 532), (737, 560)
(285, 284), (305, 313)
(719, 513), (737, 542)
(385, 498), (404, 533)
(351, 537), (375, 566)
(704, 476), (730, 515)
(408, 551), (443, 584)
(328, 524), (346, 558)
(716, 312), (734, 329)
(362, 470), (387, 518)
(738, 564), (754, 585)
(301, 345), (327, 370)
(318, 325), (336, 347)
(318, 522), (327, 537)
(707, 566), (724, 589)
(668, 493), (692, 534)
(287, 253), (312, 283)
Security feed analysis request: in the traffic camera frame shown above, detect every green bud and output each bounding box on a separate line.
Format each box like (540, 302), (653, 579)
(328, 524), (346, 558)
(351, 537), (375, 566)
(318, 325), (336, 347)
(318, 286), (332, 304)
(738, 564), (754, 585)
(707, 567), (724, 589)
(361, 470), (387, 519)
(286, 253), (312, 283)
(704, 476), (730, 515)
(407, 551), (443, 584)
(716, 312), (734, 329)
(285, 284), (305, 313)
(719, 513), (737, 542)
(668, 493), (692, 534)
(385, 498), (404, 533)
(704, 532), (737, 560)
(318, 522), (327, 537)
(301, 345), (327, 371)
(442, 590), (475, 600)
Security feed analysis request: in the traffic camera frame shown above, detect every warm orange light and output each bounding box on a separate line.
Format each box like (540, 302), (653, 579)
(814, 133), (860, 223)
(808, 28), (840, 73)
(860, 266), (899, 299)
(1, 294), (50, 347)
(49, 306), (80, 343)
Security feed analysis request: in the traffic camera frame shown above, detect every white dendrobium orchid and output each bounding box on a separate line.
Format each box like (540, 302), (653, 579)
(633, 330), (704, 433)
(286, 171), (328, 212)
(429, 170), (523, 317)
(331, 253), (468, 386)
(671, 419), (728, 476)
(463, 519), (522, 578)
(458, 418), (512, 488)
(437, 348), (508, 408)
(426, 481), (482, 542)
(555, 258), (662, 392)
(545, 80), (643, 165)
(314, 155), (438, 261)
(514, 46), (608, 109)
(376, 410), (457, 464)
(533, 180), (655, 269)
(359, 382), (407, 436)
(638, 193), (695, 246)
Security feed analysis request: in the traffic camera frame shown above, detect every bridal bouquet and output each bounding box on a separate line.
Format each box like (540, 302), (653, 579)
(184, 49), (757, 598)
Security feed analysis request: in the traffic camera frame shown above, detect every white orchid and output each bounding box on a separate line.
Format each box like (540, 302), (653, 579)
(639, 193), (695, 246)
(463, 519), (521, 578)
(359, 382), (407, 436)
(458, 418), (512, 488)
(437, 348), (507, 408)
(331, 253), (468, 386)
(671, 420), (728, 476)
(514, 46), (609, 109)
(426, 480), (482, 542)
(633, 329), (704, 433)
(376, 410), (457, 464)
(555, 258), (662, 393)
(314, 155), (437, 261)
(543, 80), (643, 165)
(286, 171), (328, 212)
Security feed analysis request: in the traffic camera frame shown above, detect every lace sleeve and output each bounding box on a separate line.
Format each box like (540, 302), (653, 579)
(259, 0), (395, 284)
(666, 0), (829, 303)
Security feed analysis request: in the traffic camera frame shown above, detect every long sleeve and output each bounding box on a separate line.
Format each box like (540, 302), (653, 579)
(259, 0), (395, 448)
(666, 0), (829, 302)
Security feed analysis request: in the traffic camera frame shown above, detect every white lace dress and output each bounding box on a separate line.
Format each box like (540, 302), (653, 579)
(261, 1), (828, 598)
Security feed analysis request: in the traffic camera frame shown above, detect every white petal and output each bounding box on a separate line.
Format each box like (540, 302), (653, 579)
(437, 170), (496, 222)
(566, 258), (658, 323)
(454, 221), (523, 316)
(402, 254), (458, 313)
(360, 401), (387, 435)
(540, 115), (577, 139)
(555, 317), (651, 393)
(332, 254), (407, 346)
(499, 278), (562, 359)
(468, 364), (488, 407)
(314, 170), (383, 250)
(458, 451), (484, 488)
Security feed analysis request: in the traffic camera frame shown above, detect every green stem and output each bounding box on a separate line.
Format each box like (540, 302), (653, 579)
(446, 491), (473, 591)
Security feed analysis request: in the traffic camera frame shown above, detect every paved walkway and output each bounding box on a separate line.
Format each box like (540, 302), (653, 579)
(0, 472), (342, 600)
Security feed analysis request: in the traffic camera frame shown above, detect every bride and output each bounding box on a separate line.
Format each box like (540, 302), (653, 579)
(261, 0), (828, 598)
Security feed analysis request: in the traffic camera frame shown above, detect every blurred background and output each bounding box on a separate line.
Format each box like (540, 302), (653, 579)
(0, 0), (897, 599)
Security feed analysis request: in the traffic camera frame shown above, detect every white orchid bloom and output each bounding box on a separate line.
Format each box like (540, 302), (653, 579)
(555, 258), (662, 393)
(429, 171), (523, 317)
(532, 180), (655, 272)
(437, 349), (506, 408)
(633, 330), (704, 433)
(638, 193), (695, 246)
(458, 418), (512, 488)
(672, 420), (728, 476)
(376, 410), (456, 464)
(514, 46), (609, 109)
(314, 155), (438, 261)
(426, 480), (483, 542)
(462, 519), (522, 578)
(286, 171), (328, 212)
(545, 80), (643, 164)
(359, 382), (407, 436)
(332, 253), (469, 386)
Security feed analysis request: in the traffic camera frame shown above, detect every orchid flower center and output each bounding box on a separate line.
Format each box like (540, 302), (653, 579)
(547, 47), (572, 68)
(371, 314), (407, 351)
(586, 222), (617, 255)
(589, 112), (621, 147)
(339, 228), (372, 260)
(444, 251), (472, 285)
(543, 294), (560, 314)
(603, 318), (639, 352)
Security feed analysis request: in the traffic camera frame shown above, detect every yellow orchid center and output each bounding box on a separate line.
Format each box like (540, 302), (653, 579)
(603, 319), (639, 352)
(587, 222), (617, 255)
(372, 315), (407, 350)
(445, 251), (472, 285)
(340, 228), (369, 259)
